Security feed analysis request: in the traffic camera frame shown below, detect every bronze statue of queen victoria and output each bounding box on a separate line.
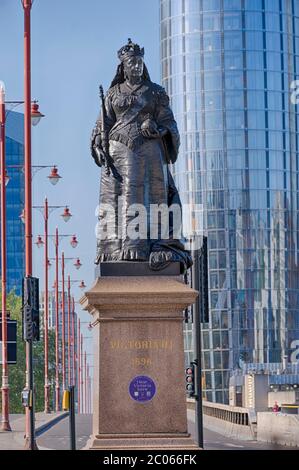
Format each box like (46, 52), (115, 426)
(91, 39), (192, 272)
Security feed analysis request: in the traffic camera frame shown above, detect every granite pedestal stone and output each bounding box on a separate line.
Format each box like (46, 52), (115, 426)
(80, 263), (199, 450)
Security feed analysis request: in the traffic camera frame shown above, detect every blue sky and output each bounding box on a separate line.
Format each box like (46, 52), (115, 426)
(0, 0), (160, 348)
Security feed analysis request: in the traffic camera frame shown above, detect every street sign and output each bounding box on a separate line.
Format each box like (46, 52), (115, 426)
(0, 320), (17, 364)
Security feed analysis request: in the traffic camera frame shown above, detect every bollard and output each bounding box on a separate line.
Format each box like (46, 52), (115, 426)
(62, 387), (76, 450)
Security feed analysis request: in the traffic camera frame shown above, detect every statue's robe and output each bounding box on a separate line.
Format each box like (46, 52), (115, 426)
(91, 79), (192, 270)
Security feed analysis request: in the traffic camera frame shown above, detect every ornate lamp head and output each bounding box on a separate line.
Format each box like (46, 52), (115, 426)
(117, 38), (144, 62)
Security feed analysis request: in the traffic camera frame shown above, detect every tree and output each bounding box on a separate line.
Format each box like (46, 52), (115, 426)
(0, 290), (57, 413)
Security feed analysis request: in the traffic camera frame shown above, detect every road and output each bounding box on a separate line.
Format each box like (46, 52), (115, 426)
(37, 413), (295, 451)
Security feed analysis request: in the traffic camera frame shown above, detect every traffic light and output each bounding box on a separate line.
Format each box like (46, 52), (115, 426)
(185, 364), (195, 397)
(22, 276), (40, 341)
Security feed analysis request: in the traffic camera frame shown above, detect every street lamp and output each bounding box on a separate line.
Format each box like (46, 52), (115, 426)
(48, 166), (61, 186)
(62, 206), (72, 222)
(0, 168), (10, 187)
(35, 235), (44, 248)
(30, 101), (44, 126)
(70, 235), (78, 248)
(20, 209), (25, 224)
(74, 258), (82, 270)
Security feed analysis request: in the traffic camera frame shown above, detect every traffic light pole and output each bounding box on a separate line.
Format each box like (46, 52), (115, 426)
(28, 339), (35, 449)
(192, 246), (204, 449)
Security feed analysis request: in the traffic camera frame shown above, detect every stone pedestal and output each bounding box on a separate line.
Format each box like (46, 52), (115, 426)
(80, 272), (198, 450)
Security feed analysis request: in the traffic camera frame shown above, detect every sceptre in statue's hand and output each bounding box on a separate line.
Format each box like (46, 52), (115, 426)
(99, 85), (111, 177)
(92, 85), (122, 181)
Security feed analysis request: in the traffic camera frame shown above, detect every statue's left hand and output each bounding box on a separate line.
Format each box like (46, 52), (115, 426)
(141, 119), (160, 139)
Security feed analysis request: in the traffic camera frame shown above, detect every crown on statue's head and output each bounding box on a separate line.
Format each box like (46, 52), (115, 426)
(117, 38), (144, 62)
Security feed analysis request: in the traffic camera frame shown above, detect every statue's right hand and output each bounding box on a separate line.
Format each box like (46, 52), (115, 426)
(93, 146), (107, 167)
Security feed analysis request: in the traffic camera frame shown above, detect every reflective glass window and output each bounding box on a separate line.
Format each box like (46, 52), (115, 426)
(266, 32), (281, 51)
(265, 0), (280, 14)
(205, 92), (223, 110)
(248, 150), (266, 169)
(204, 53), (222, 71)
(184, 15), (201, 34)
(214, 351), (222, 368)
(204, 72), (222, 90)
(225, 51), (243, 70)
(226, 110), (245, 130)
(170, 16), (183, 36)
(184, 0), (201, 14)
(247, 90), (265, 110)
(246, 31), (263, 50)
(227, 130), (245, 149)
(185, 34), (201, 53)
(247, 70), (265, 90)
(246, 50), (264, 69)
(203, 32), (222, 51)
(223, 0), (241, 10)
(205, 111), (223, 130)
(203, 331), (210, 349)
(245, 0), (262, 9)
(267, 71), (282, 91)
(203, 0), (221, 11)
(248, 130), (266, 149)
(265, 13), (280, 32)
(247, 110), (266, 129)
(267, 52), (282, 71)
(214, 371), (223, 388)
(225, 71), (244, 89)
(245, 11), (263, 30)
(224, 31), (243, 50)
(224, 13), (242, 31)
(225, 90), (244, 109)
(203, 12), (221, 31)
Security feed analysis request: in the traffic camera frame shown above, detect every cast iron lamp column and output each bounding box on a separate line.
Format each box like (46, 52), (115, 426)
(0, 82), (11, 432)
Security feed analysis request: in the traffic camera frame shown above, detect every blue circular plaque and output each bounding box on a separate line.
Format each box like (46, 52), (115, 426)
(129, 375), (156, 403)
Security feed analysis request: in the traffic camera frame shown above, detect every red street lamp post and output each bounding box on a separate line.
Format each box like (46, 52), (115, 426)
(87, 364), (90, 414)
(81, 334), (83, 413)
(65, 279), (83, 386)
(61, 252), (66, 391)
(0, 82), (11, 432)
(42, 198), (50, 413)
(55, 228), (59, 411)
(77, 318), (81, 413)
(22, 0), (46, 450)
(84, 351), (87, 414)
(72, 297), (76, 387)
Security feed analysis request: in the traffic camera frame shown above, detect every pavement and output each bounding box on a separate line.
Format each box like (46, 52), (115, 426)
(1, 409), (296, 450)
(0, 412), (68, 450)
(36, 410), (297, 451)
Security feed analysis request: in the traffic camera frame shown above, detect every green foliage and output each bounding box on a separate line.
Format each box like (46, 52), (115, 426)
(0, 290), (57, 413)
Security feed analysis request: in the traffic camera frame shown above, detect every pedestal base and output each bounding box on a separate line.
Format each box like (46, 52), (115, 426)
(85, 433), (199, 450)
(80, 271), (199, 451)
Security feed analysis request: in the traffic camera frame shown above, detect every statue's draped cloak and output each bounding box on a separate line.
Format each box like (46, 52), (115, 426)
(91, 79), (191, 269)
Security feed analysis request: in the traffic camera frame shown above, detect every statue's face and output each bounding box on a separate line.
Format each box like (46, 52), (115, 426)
(123, 56), (144, 79)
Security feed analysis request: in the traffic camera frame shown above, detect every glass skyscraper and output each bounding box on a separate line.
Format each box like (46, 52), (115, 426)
(2, 111), (25, 295)
(160, 0), (299, 403)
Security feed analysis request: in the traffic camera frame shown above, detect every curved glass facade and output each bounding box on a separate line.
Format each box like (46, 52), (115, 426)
(160, 0), (299, 403)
